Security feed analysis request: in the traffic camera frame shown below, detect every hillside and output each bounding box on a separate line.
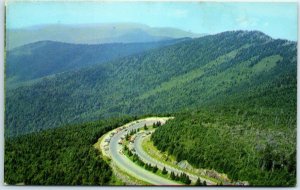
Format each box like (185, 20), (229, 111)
(151, 106), (296, 186)
(6, 23), (202, 50)
(6, 39), (188, 85)
(5, 31), (297, 137)
(5, 116), (136, 185)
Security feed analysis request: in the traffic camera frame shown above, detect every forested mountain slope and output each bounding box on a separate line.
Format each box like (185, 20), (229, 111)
(5, 116), (137, 185)
(152, 106), (296, 186)
(6, 39), (188, 85)
(5, 31), (297, 136)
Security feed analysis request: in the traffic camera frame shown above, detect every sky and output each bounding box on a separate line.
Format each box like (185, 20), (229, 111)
(6, 1), (298, 41)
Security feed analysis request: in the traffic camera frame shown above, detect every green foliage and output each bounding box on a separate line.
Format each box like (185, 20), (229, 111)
(195, 178), (201, 186)
(144, 124), (148, 130)
(151, 106), (296, 186)
(4, 31), (297, 187)
(153, 121), (161, 128)
(5, 31), (296, 137)
(4, 116), (135, 185)
(162, 167), (168, 175)
(194, 177), (207, 186)
(6, 40), (183, 85)
(152, 165), (158, 173)
(179, 173), (191, 184)
(125, 133), (130, 141)
(129, 129), (137, 136)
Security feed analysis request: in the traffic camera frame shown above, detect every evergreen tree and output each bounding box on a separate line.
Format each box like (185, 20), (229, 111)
(170, 171), (175, 180)
(195, 177), (202, 186)
(185, 176), (191, 185)
(162, 167), (168, 175)
(152, 165), (158, 173)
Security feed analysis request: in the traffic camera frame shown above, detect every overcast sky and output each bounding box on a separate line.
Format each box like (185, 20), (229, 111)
(6, 1), (298, 41)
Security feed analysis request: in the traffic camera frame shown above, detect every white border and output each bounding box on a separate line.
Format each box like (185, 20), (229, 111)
(0, 0), (299, 190)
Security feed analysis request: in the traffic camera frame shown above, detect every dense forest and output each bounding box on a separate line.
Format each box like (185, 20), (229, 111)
(4, 116), (136, 185)
(151, 58), (296, 186)
(152, 106), (296, 186)
(6, 38), (186, 85)
(150, 37), (297, 186)
(5, 31), (296, 137)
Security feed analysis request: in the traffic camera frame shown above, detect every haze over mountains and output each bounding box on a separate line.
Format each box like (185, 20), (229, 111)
(6, 23), (202, 50)
(5, 30), (296, 136)
(6, 38), (190, 87)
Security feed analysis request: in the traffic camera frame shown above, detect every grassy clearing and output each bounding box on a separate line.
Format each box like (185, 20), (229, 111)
(138, 50), (238, 100)
(252, 55), (282, 72)
(93, 132), (111, 161)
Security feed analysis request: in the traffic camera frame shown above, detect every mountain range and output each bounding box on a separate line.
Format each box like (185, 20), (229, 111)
(6, 23), (202, 50)
(4, 29), (297, 186)
(5, 30), (296, 137)
(6, 38), (190, 87)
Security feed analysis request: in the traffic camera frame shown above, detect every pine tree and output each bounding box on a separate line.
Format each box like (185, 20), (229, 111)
(185, 175), (191, 185)
(144, 124), (148, 130)
(162, 167), (168, 175)
(170, 171), (175, 180)
(195, 177), (202, 186)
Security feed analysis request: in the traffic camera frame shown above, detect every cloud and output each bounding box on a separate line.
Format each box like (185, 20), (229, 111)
(235, 15), (258, 28)
(168, 9), (188, 18)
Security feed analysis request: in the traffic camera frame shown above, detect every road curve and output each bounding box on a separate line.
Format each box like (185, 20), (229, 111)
(134, 132), (215, 185)
(107, 117), (180, 185)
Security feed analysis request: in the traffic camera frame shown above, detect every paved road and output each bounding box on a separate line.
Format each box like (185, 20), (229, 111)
(108, 118), (180, 185)
(134, 132), (215, 185)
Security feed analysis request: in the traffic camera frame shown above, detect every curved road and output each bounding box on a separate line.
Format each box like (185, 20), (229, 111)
(108, 118), (180, 185)
(134, 132), (215, 185)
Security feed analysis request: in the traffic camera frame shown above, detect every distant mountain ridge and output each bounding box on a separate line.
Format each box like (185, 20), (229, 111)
(6, 38), (190, 86)
(6, 23), (203, 50)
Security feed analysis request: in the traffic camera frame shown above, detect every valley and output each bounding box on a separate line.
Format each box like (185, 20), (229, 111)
(5, 31), (296, 137)
(4, 30), (297, 186)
